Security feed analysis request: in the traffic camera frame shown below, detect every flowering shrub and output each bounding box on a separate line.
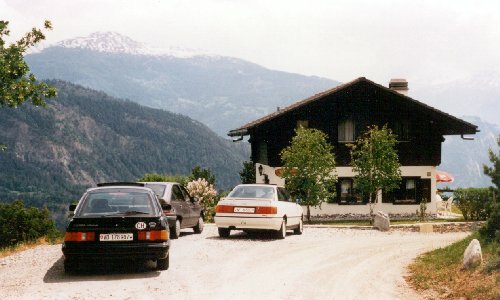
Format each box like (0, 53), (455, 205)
(186, 178), (217, 221)
(186, 178), (217, 203)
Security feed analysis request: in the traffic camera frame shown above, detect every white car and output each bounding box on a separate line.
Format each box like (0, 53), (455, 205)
(214, 184), (303, 239)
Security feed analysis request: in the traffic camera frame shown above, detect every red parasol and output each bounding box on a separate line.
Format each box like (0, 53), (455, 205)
(436, 170), (454, 183)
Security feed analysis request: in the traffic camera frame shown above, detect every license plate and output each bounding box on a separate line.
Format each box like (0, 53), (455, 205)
(234, 207), (255, 213)
(99, 233), (133, 241)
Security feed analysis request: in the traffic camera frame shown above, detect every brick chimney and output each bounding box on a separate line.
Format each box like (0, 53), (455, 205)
(389, 79), (408, 96)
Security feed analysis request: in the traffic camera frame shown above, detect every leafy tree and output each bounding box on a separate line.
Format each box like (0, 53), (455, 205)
(0, 200), (58, 247)
(189, 165), (216, 186)
(0, 20), (57, 108)
(239, 161), (256, 184)
(483, 136), (499, 189)
(138, 173), (189, 186)
(280, 127), (337, 222)
(480, 136), (499, 243)
(0, 20), (57, 151)
(349, 125), (401, 220)
(454, 188), (495, 221)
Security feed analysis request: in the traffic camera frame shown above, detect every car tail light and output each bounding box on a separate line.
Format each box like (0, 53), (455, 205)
(64, 232), (95, 242)
(215, 205), (277, 214)
(255, 206), (278, 214)
(138, 230), (169, 241)
(215, 205), (234, 213)
(163, 208), (175, 214)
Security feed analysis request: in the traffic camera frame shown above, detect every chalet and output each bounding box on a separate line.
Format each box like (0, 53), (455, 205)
(228, 77), (478, 216)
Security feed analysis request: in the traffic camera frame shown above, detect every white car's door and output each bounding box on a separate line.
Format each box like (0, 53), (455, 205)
(277, 187), (302, 226)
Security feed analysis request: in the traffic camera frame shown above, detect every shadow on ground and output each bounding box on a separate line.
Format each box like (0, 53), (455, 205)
(43, 256), (161, 283)
(206, 230), (293, 242)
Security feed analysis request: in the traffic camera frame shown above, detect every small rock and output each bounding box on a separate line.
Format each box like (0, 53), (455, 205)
(373, 211), (390, 231)
(463, 239), (482, 269)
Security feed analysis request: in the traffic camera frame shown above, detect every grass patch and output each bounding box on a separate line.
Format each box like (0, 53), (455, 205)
(0, 235), (63, 259)
(407, 232), (499, 299)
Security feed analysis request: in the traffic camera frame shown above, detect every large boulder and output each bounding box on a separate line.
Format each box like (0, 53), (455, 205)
(463, 239), (482, 269)
(373, 211), (390, 231)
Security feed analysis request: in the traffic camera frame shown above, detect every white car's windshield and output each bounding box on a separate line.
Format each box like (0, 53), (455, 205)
(228, 186), (274, 200)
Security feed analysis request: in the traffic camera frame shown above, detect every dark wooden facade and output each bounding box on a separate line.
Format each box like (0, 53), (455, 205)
(230, 78), (477, 168)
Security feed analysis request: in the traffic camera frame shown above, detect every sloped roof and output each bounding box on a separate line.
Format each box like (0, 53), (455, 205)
(228, 77), (478, 137)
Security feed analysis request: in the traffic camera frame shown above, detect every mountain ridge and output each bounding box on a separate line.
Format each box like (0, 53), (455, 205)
(0, 81), (250, 201)
(26, 35), (339, 136)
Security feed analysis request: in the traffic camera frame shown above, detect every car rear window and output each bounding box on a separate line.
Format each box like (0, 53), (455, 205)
(228, 186), (275, 200)
(142, 183), (167, 197)
(76, 189), (155, 216)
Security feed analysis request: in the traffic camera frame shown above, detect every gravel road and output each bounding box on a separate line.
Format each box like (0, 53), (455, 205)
(0, 225), (468, 300)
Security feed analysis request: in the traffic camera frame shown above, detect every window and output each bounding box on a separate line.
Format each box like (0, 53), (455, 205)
(393, 121), (410, 141)
(336, 178), (365, 204)
(405, 179), (417, 201)
(338, 119), (355, 142)
(392, 177), (418, 204)
(277, 188), (291, 202)
(385, 178), (431, 204)
(258, 142), (268, 165)
(171, 185), (184, 201)
(228, 186), (274, 199)
(179, 186), (192, 202)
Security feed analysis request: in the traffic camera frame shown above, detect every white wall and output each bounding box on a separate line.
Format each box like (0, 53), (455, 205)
(255, 163), (438, 214)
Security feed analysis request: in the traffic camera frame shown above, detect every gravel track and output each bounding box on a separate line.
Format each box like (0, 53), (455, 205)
(0, 225), (468, 300)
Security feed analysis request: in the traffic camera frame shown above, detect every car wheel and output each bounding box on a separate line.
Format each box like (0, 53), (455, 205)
(157, 254), (169, 271)
(276, 219), (286, 239)
(64, 259), (78, 273)
(193, 216), (204, 234)
(294, 217), (303, 235)
(218, 227), (230, 238)
(171, 219), (181, 239)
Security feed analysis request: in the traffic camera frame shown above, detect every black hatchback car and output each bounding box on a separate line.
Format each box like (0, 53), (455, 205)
(62, 183), (170, 273)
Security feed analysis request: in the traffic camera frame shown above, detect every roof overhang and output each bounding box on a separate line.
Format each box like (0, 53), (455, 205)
(226, 77), (478, 137)
(228, 128), (249, 137)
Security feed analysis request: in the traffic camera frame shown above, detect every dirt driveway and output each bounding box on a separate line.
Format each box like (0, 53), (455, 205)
(0, 225), (468, 300)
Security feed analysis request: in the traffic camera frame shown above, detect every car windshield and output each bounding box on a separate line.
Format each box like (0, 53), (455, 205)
(228, 186), (275, 200)
(76, 189), (155, 216)
(142, 183), (167, 197)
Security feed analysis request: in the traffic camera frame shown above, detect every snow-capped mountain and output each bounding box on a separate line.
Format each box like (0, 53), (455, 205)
(35, 31), (207, 58)
(56, 32), (144, 54)
(26, 33), (337, 136)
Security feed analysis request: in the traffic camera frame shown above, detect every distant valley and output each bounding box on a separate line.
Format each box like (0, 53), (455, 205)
(0, 81), (250, 226)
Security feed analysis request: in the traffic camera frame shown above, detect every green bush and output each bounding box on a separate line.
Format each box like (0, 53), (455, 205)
(0, 200), (59, 247)
(454, 188), (495, 220)
(138, 173), (189, 186)
(479, 202), (499, 243)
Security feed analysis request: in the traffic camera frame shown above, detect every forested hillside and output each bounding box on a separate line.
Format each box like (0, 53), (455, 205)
(0, 81), (249, 226)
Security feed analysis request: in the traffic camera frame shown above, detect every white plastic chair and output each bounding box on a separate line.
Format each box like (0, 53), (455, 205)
(436, 201), (446, 216)
(444, 196), (454, 216)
